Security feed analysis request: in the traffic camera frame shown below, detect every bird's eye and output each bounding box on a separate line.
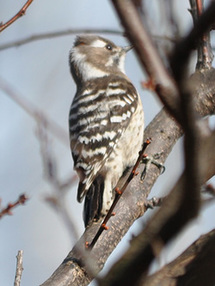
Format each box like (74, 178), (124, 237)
(106, 44), (113, 51)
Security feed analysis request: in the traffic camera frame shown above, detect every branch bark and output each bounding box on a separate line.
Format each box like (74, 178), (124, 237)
(41, 68), (215, 286)
(142, 229), (215, 286)
(41, 1), (215, 285)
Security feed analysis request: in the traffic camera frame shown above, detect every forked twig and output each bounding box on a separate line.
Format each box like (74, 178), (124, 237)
(0, 0), (34, 33)
(87, 139), (151, 249)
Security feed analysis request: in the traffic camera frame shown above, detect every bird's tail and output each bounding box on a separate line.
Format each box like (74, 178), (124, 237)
(83, 175), (104, 227)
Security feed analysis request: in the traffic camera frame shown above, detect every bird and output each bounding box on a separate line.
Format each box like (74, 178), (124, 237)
(69, 35), (144, 227)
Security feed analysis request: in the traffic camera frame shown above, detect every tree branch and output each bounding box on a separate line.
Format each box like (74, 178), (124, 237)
(0, 194), (28, 219)
(142, 229), (215, 286)
(0, 29), (122, 51)
(0, 0), (34, 33)
(41, 1), (215, 285)
(40, 67), (215, 286)
(112, 0), (181, 122)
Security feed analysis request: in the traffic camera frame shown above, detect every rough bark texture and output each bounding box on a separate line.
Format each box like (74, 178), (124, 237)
(41, 69), (215, 286)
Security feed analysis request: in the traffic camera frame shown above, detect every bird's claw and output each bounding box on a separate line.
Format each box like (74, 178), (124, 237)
(140, 152), (165, 181)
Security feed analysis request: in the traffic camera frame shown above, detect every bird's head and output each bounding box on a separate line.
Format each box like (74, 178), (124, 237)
(69, 35), (132, 84)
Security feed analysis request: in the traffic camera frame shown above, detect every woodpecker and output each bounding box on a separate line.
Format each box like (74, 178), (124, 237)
(69, 35), (144, 227)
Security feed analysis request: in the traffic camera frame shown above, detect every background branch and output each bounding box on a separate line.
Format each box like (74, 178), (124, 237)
(0, 77), (68, 145)
(142, 229), (215, 286)
(14, 250), (24, 286)
(0, 29), (122, 51)
(112, 0), (181, 122)
(0, 194), (28, 219)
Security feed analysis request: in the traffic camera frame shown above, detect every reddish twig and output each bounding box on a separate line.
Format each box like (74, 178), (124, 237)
(0, 0), (34, 33)
(88, 139), (151, 249)
(0, 194), (28, 219)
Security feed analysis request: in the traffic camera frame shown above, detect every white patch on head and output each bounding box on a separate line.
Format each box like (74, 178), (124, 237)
(118, 53), (126, 73)
(82, 62), (109, 81)
(91, 39), (106, 48)
(70, 46), (109, 81)
(105, 48), (126, 73)
(70, 48), (86, 66)
(105, 57), (114, 67)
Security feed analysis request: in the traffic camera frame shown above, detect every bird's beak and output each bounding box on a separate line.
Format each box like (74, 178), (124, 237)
(123, 45), (133, 53)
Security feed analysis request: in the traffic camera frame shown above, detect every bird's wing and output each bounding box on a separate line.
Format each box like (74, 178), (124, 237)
(69, 78), (138, 202)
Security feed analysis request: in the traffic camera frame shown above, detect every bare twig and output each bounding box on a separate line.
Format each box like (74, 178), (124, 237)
(0, 194), (28, 219)
(88, 139), (151, 250)
(0, 29), (122, 51)
(0, 76), (68, 145)
(0, 0), (34, 33)
(14, 250), (24, 286)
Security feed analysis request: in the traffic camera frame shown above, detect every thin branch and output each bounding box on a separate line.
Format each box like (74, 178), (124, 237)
(0, 0), (34, 33)
(14, 250), (24, 286)
(0, 29), (177, 51)
(0, 29), (122, 51)
(88, 139), (151, 250)
(0, 76), (68, 145)
(0, 194), (28, 219)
